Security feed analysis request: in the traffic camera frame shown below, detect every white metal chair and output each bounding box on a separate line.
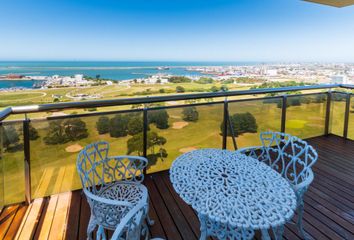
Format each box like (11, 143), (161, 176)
(110, 202), (164, 240)
(77, 141), (153, 240)
(236, 131), (318, 239)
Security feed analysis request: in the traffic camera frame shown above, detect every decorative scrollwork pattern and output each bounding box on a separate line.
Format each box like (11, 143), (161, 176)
(170, 149), (296, 239)
(77, 141), (150, 240)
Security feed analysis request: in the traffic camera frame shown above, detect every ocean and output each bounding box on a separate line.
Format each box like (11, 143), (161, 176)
(0, 61), (255, 89)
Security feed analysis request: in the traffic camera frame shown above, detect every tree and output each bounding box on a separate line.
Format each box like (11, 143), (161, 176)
(127, 116), (144, 135)
(168, 76), (191, 83)
(127, 131), (167, 168)
(44, 120), (68, 145)
(109, 114), (129, 137)
(96, 116), (110, 134)
(148, 110), (169, 129)
(29, 125), (39, 140)
(1, 125), (20, 149)
(195, 77), (214, 84)
(210, 86), (219, 92)
(64, 118), (89, 141)
(221, 112), (258, 137)
(176, 86), (185, 93)
(220, 85), (228, 92)
(182, 107), (199, 122)
(96, 74), (101, 80)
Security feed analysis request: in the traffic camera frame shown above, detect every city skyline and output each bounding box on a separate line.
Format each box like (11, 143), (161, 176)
(1, 0), (354, 62)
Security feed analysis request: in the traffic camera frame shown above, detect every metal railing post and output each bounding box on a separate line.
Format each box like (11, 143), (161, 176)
(324, 91), (332, 135)
(222, 99), (228, 149)
(281, 95), (287, 133)
(143, 107), (148, 158)
(343, 93), (351, 138)
(23, 116), (32, 204)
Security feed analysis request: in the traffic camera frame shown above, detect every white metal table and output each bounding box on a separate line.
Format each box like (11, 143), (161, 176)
(170, 149), (297, 240)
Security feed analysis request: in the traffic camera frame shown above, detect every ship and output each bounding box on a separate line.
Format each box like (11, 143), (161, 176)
(156, 66), (170, 70)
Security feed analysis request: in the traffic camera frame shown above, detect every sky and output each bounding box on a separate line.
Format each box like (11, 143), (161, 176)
(0, 0), (354, 62)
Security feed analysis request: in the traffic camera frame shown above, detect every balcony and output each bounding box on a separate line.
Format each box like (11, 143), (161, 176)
(0, 84), (353, 239)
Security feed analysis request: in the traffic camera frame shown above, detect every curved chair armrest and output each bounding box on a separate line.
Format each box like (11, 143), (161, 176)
(237, 146), (264, 154)
(83, 189), (134, 207)
(292, 169), (314, 193)
(108, 155), (148, 164)
(111, 202), (148, 240)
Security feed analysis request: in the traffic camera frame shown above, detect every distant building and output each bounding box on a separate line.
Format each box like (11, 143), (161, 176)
(266, 69), (278, 76)
(330, 75), (348, 84)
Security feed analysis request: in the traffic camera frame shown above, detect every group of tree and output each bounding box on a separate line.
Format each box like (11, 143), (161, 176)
(210, 85), (228, 92)
(1, 125), (20, 150)
(221, 112), (258, 137)
(95, 111), (171, 168)
(182, 106), (199, 122)
(168, 76), (192, 83)
(176, 86), (186, 93)
(195, 77), (214, 84)
(1, 124), (40, 152)
(233, 77), (265, 84)
(96, 110), (170, 138)
(44, 118), (88, 145)
(264, 93), (328, 108)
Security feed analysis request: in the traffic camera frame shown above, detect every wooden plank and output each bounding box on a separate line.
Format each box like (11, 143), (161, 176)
(0, 205), (20, 239)
(161, 172), (201, 237)
(305, 190), (354, 224)
(15, 198), (45, 240)
(304, 195), (354, 235)
(152, 174), (196, 240)
(146, 193), (166, 239)
(4, 204), (28, 240)
(78, 194), (91, 240)
(145, 175), (182, 240)
(48, 191), (72, 240)
(64, 190), (81, 240)
(36, 194), (59, 239)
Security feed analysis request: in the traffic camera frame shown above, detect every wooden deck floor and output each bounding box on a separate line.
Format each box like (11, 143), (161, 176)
(0, 135), (354, 240)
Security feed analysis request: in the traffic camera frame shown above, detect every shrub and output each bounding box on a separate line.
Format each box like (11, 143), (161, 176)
(176, 86), (185, 93)
(221, 112), (258, 137)
(96, 116), (110, 134)
(182, 107), (199, 122)
(148, 110), (169, 129)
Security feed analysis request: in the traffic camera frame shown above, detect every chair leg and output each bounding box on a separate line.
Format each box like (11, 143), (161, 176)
(87, 216), (96, 240)
(147, 214), (155, 226)
(297, 202), (307, 239)
(96, 226), (106, 240)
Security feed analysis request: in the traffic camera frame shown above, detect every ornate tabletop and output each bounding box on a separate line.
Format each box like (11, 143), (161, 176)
(170, 149), (297, 240)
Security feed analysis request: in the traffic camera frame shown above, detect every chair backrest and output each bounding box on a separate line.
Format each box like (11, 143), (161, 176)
(77, 141), (110, 195)
(77, 141), (147, 196)
(259, 131), (318, 187)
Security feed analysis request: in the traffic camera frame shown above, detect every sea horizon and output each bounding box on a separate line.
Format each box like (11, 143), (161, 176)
(0, 60), (262, 89)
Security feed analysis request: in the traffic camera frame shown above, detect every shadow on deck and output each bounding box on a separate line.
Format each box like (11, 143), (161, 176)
(0, 135), (353, 239)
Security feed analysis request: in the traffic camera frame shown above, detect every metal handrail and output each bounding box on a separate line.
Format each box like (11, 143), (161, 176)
(1, 83), (351, 121)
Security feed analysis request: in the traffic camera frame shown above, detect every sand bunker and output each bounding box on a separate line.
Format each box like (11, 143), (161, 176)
(179, 147), (198, 153)
(65, 144), (83, 153)
(51, 112), (68, 117)
(172, 121), (189, 129)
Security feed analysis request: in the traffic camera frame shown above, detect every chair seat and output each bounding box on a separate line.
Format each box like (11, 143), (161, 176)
(92, 182), (148, 230)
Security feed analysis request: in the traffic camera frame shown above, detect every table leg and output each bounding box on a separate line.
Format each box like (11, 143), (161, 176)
(198, 214), (207, 240)
(274, 225), (284, 240)
(261, 229), (271, 240)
